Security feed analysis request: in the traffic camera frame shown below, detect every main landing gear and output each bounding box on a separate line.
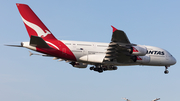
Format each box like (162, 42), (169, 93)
(90, 65), (117, 73)
(90, 65), (103, 73)
(164, 66), (170, 74)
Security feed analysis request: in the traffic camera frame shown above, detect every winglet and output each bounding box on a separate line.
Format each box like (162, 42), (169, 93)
(111, 25), (118, 32)
(111, 26), (131, 43)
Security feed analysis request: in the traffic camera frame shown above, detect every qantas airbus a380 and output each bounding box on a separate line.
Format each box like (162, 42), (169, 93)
(7, 3), (176, 74)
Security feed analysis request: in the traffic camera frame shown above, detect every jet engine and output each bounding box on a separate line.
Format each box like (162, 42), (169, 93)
(131, 45), (147, 56)
(136, 55), (150, 63)
(70, 62), (87, 68)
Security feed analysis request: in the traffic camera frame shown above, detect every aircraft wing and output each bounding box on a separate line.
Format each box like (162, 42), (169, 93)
(111, 25), (130, 44)
(103, 26), (135, 63)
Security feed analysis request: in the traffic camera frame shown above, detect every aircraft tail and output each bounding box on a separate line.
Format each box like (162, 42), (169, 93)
(16, 3), (57, 41)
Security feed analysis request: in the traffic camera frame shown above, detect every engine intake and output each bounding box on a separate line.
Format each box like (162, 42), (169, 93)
(131, 45), (147, 56)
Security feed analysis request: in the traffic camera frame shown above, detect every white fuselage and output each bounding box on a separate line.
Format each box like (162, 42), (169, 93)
(61, 40), (176, 67)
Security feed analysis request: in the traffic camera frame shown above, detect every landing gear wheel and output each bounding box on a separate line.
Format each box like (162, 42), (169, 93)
(90, 67), (94, 70)
(103, 68), (107, 71)
(164, 70), (169, 74)
(164, 66), (170, 74)
(94, 68), (98, 71)
(98, 68), (103, 73)
(98, 69), (103, 73)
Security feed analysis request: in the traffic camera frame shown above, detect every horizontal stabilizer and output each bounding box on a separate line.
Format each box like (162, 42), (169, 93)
(5, 44), (22, 47)
(30, 35), (51, 48)
(29, 51), (51, 57)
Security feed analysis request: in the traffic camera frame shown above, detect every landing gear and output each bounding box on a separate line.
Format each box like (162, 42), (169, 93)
(89, 65), (117, 73)
(90, 66), (94, 70)
(98, 68), (103, 73)
(164, 66), (170, 74)
(90, 66), (103, 73)
(164, 70), (169, 74)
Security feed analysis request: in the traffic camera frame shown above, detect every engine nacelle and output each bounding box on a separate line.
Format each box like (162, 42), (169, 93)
(132, 45), (147, 56)
(136, 55), (150, 63)
(70, 62), (87, 68)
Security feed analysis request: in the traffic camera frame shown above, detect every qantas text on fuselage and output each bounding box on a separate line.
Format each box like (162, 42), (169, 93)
(147, 51), (164, 55)
(7, 3), (176, 74)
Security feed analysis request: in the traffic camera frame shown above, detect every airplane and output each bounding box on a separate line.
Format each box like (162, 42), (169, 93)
(7, 3), (176, 74)
(122, 97), (160, 101)
(122, 98), (131, 101)
(152, 98), (160, 101)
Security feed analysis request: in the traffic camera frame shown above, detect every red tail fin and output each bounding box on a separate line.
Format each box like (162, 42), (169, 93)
(16, 3), (57, 41)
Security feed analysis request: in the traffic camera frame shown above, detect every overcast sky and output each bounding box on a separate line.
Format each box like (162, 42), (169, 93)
(0, 0), (180, 101)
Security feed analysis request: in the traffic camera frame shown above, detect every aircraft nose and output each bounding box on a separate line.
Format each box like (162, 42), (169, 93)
(171, 56), (176, 65)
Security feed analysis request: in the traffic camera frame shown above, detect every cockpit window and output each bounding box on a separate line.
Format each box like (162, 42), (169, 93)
(165, 50), (172, 57)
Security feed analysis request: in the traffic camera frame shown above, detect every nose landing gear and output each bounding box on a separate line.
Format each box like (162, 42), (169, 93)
(164, 66), (170, 74)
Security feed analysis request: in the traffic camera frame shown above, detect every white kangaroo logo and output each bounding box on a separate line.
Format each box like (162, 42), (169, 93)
(22, 17), (51, 37)
(43, 30), (51, 37)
